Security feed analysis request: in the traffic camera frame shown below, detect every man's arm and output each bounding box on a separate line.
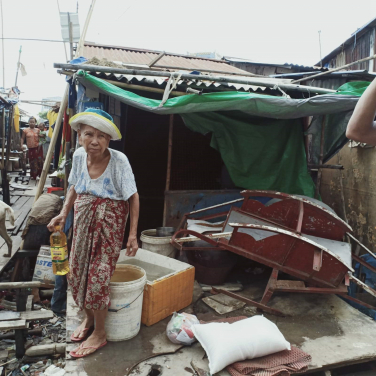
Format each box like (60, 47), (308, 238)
(126, 192), (140, 256)
(47, 185), (77, 231)
(20, 131), (26, 149)
(346, 78), (376, 145)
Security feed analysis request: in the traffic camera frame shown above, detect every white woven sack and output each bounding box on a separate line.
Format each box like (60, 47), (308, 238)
(192, 316), (290, 374)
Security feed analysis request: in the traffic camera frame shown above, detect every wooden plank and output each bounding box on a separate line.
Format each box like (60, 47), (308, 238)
(0, 319), (26, 330)
(20, 310), (54, 321)
(12, 197), (33, 235)
(10, 195), (21, 205)
(26, 295), (33, 311)
(0, 281), (41, 289)
(0, 236), (23, 274)
(0, 300), (17, 311)
(0, 312), (20, 321)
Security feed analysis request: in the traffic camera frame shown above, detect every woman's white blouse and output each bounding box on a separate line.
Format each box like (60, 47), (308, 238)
(68, 147), (137, 201)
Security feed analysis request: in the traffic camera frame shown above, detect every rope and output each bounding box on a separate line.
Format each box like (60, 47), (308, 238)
(108, 288), (145, 313)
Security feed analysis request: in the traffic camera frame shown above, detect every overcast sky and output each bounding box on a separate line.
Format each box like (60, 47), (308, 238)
(1, 0), (376, 117)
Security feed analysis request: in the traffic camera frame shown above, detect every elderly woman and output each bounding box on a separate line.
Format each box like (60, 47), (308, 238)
(21, 116), (43, 179)
(48, 108), (139, 357)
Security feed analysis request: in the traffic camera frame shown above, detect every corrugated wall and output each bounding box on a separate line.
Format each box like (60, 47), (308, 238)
(321, 27), (376, 252)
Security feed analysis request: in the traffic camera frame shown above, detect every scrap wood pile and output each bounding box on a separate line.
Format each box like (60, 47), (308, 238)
(0, 279), (66, 376)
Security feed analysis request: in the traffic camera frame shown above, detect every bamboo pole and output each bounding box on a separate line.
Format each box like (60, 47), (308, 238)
(314, 116), (326, 199)
(34, 88), (68, 203)
(34, 0), (96, 203)
(292, 53), (376, 84)
(54, 63), (337, 95)
(162, 115), (174, 226)
(102, 78), (187, 97)
(148, 51), (165, 67)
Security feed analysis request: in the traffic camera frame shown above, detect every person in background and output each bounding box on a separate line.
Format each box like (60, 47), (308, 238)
(38, 122), (47, 160)
(20, 117), (43, 180)
(346, 78), (376, 144)
(47, 108), (139, 358)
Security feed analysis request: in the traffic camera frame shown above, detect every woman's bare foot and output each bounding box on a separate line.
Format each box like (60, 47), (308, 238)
(73, 329), (107, 356)
(71, 317), (94, 341)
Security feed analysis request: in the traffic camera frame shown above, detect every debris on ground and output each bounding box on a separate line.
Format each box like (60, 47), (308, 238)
(0, 313), (66, 375)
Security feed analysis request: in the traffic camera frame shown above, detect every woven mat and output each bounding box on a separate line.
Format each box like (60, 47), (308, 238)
(200, 316), (311, 376)
(227, 346), (312, 376)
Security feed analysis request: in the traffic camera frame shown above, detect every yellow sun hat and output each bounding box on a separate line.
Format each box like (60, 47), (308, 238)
(69, 108), (121, 140)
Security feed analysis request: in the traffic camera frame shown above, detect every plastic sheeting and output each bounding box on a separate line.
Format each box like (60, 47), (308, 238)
(75, 71), (370, 197)
(76, 70), (363, 118)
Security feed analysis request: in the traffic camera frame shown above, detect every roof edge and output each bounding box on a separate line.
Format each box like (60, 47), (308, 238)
(317, 16), (376, 66)
(84, 42), (229, 64)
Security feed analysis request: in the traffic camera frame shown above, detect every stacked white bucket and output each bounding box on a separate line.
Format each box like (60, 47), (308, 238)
(105, 265), (147, 341)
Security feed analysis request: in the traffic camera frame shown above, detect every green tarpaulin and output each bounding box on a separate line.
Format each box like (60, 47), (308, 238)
(76, 70), (369, 197)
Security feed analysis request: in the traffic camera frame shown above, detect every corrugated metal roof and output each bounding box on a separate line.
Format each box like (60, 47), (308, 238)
(270, 70), (376, 80)
(222, 56), (326, 72)
(83, 43), (248, 75)
(319, 16), (376, 66)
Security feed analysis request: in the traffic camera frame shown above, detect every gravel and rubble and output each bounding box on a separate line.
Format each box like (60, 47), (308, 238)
(0, 314), (66, 376)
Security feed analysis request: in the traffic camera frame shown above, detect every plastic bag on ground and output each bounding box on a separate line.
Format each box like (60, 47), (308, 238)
(166, 312), (200, 345)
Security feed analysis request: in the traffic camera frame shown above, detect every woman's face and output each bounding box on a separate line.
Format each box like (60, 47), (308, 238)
(38, 123), (44, 131)
(29, 118), (36, 128)
(78, 124), (111, 157)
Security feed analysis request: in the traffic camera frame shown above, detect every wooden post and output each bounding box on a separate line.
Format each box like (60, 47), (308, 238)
(64, 141), (70, 195)
(68, 13), (74, 60)
(15, 288), (27, 358)
(315, 116), (326, 199)
(34, 87), (68, 203)
(2, 107), (14, 205)
(1, 108), (4, 169)
(162, 114), (174, 226)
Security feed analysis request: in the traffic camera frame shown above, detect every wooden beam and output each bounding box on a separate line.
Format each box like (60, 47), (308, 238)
(0, 281), (41, 289)
(20, 310), (54, 321)
(25, 343), (66, 357)
(148, 51), (165, 67)
(0, 319), (26, 330)
(0, 312), (20, 321)
(54, 63), (337, 95)
(315, 115), (326, 199)
(102, 78), (187, 96)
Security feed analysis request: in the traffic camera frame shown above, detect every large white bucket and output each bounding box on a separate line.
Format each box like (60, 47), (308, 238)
(105, 264), (147, 341)
(140, 229), (176, 258)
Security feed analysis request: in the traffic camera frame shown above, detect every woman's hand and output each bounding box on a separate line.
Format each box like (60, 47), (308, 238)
(47, 214), (67, 232)
(126, 235), (139, 257)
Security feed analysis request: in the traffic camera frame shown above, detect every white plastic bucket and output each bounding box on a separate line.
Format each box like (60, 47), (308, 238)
(140, 229), (176, 258)
(105, 264), (147, 341)
(32, 246), (56, 285)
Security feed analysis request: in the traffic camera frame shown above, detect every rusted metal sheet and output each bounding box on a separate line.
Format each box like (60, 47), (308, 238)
(240, 190), (352, 240)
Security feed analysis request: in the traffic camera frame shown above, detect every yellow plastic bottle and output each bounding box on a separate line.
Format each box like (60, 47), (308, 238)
(50, 226), (69, 276)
